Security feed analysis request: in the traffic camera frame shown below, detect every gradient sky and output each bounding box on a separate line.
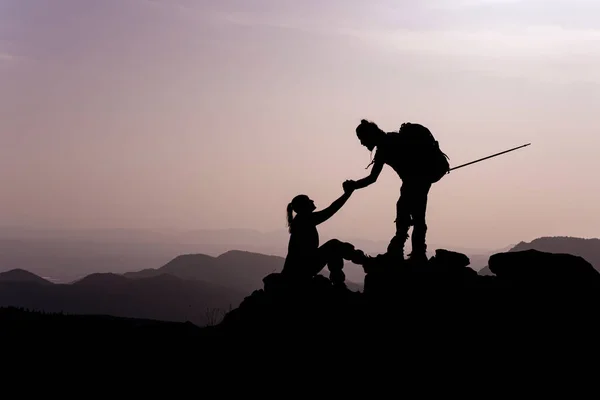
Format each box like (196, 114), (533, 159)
(1, 0), (599, 249)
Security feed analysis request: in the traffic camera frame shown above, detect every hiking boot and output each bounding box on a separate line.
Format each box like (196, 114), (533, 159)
(387, 233), (409, 263)
(387, 235), (406, 253)
(330, 269), (346, 286)
(361, 255), (375, 274)
(361, 255), (378, 274)
(389, 248), (406, 263)
(363, 252), (404, 274)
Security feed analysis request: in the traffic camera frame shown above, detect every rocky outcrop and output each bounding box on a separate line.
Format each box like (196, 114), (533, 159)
(489, 249), (600, 288)
(214, 248), (600, 340)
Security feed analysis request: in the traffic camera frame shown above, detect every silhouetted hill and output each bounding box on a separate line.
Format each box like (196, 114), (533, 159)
(125, 249), (363, 293)
(123, 250), (282, 292)
(73, 272), (131, 286)
(0, 272), (245, 326)
(0, 269), (52, 285)
(479, 236), (600, 275)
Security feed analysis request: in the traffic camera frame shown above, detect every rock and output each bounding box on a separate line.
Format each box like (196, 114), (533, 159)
(216, 247), (600, 342)
(430, 249), (470, 269)
(489, 249), (600, 288)
(219, 270), (360, 335)
(262, 272), (289, 294)
(428, 249), (478, 282)
(362, 249), (476, 295)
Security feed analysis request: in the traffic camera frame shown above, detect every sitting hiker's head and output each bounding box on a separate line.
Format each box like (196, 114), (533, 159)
(356, 119), (383, 151)
(286, 195), (316, 231)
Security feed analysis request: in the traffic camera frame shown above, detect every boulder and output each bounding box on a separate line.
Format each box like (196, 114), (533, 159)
(489, 249), (600, 288)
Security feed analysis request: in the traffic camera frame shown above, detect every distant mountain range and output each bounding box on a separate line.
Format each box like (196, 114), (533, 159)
(124, 250), (285, 293)
(0, 268), (244, 327)
(0, 268), (54, 285)
(0, 227), (506, 284)
(0, 249), (362, 326)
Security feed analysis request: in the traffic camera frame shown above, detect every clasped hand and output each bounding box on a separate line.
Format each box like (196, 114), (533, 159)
(343, 179), (357, 193)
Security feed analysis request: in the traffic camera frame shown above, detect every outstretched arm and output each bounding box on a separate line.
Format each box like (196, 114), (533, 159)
(311, 190), (353, 226)
(353, 160), (383, 189)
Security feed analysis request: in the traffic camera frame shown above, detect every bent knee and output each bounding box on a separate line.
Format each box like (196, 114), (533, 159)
(413, 221), (428, 229)
(396, 215), (412, 225)
(323, 239), (353, 252)
(324, 239), (343, 246)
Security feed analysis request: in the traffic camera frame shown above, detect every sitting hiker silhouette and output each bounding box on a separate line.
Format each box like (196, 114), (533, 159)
(282, 183), (366, 286)
(345, 119), (450, 263)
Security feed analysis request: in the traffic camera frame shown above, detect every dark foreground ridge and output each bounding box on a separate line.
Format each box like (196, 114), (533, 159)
(212, 248), (600, 342)
(0, 306), (203, 339)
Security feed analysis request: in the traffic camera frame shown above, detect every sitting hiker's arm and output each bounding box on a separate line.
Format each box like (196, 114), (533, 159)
(353, 160), (383, 189)
(311, 191), (353, 226)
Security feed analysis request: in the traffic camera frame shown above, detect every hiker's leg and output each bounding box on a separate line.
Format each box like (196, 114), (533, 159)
(316, 239), (362, 285)
(387, 183), (412, 257)
(409, 181), (432, 258)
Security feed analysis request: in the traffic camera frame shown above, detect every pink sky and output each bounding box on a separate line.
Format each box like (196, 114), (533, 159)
(1, 0), (599, 249)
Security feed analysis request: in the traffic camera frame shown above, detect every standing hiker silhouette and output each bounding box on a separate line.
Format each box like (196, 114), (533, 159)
(345, 119), (449, 263)
(282, 183), (367, 286)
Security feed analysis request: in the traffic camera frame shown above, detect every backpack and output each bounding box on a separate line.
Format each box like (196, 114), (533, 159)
(398, 122), (450, 183)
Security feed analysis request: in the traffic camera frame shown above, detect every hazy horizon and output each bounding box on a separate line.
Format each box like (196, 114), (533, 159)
(2, 0), (600, 249)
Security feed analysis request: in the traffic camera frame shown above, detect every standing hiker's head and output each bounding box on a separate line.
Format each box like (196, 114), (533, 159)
(286, 194), (316, 231)
(356, 119), (384, 151)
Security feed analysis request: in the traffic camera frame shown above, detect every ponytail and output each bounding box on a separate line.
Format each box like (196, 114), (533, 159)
(286, 203), (294, 233)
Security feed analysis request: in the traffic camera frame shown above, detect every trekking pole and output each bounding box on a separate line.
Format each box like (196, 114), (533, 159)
(448, 143), (531, 172)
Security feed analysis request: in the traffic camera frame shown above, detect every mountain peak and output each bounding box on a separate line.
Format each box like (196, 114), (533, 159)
(0, 269), (52, 285)
(73, 273), (130, 286)
(217, 249), (282, 260)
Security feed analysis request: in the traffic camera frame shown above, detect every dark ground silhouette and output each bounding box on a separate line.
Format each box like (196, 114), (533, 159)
(0, 306), (202, 339)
